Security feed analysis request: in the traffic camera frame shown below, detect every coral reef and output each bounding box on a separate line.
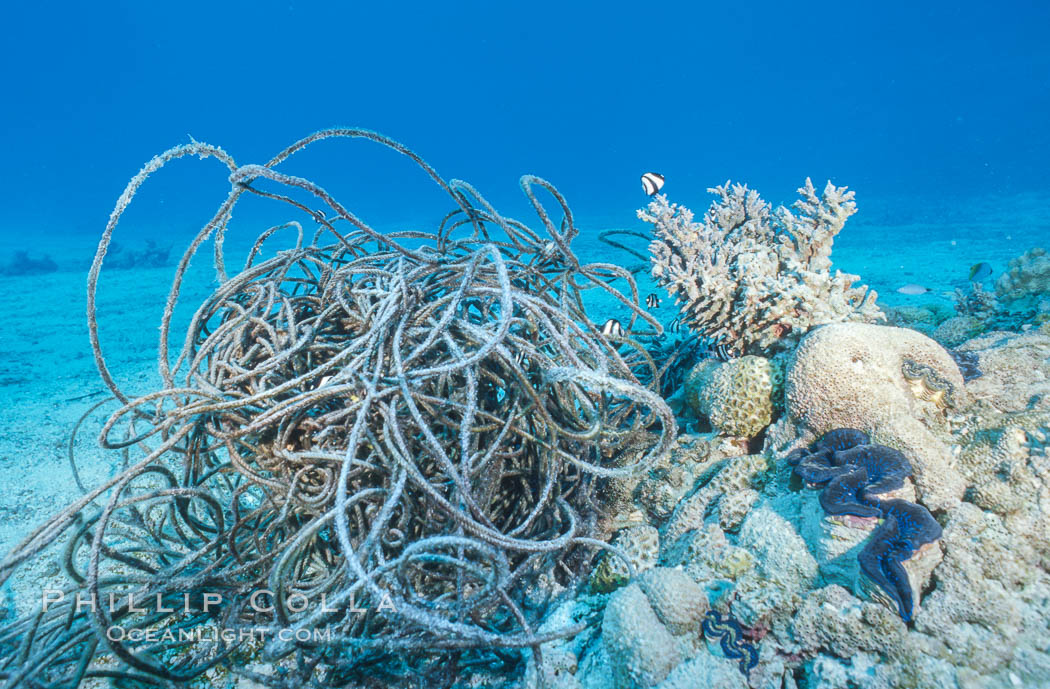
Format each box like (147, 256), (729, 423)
(0, 130), (678, 687)
(590, 524), (661, 593)
(950, 247), (1050, 332)
(995, 246), (1050, 318)
(683, 354), (783, 438)
(522, 301), (1050, 689)
(639, 179), (883, 356)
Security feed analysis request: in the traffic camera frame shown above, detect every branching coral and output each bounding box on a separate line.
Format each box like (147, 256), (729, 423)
(0, 129), (677, 687)
(639, 179), (882, 355)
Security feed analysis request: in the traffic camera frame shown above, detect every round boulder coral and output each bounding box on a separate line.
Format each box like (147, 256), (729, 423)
(685, 355), (783, 438)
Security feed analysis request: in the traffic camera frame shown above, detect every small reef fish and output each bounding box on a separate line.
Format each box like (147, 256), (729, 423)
(640, 172), (665, 196)
(968, 262), (993, 282)
(896, 284), (929, 295)
(667, 317), (686, 334)
(645, 293), (661, 309)
(699, 341), (738, 362)
(600, 318), (625, 337)
(313, 209), (327, 224)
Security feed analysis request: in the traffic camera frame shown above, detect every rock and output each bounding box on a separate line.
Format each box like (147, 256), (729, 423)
(654, 652), (747, 689)
(601, 583), (684, 688)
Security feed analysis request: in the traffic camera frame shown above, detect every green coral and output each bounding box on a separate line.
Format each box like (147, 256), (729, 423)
(684, 355), (783, 438)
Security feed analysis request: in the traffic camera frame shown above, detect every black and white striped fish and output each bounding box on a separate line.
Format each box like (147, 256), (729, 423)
(641, 172), (665, 196)
(703, 342), (739, 362)
(313, 209), (327, 224)
(667, 317), (685, 334)
(645, 293), (661, 309)
(600, 318), (625, 338)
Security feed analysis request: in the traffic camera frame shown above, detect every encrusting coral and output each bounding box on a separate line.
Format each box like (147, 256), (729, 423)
(950, 246), (1050, 331)
(639, 179), (883, 355)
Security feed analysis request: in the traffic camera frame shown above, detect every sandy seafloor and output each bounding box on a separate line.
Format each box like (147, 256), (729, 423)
(0, 188), (1046, 617)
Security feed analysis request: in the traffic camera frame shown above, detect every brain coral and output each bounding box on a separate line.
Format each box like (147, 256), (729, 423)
(780, 323), (967, 512)
(684, 355), (783, 438)
(640, 179), (882, 355)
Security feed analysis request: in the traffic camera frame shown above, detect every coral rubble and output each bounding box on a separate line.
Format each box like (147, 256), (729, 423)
(640, 179), (882, 356)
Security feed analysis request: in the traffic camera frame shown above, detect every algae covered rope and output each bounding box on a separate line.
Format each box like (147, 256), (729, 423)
(0, 130), (677, 688)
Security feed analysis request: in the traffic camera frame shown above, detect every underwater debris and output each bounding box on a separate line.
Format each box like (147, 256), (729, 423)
(0, 129), (678, 687)
(639, 179), (883, 356)
(788, 430), (942, 621)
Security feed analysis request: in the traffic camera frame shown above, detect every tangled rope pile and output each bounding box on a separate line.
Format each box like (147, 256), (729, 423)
(0, 130), (675, 687)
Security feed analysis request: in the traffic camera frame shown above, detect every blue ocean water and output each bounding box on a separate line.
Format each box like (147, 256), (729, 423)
(1, 1), (1048, 248)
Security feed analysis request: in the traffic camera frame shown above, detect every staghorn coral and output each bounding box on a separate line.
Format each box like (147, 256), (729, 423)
(683, 355), (783, 438)
(640, 179), (882, 355)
